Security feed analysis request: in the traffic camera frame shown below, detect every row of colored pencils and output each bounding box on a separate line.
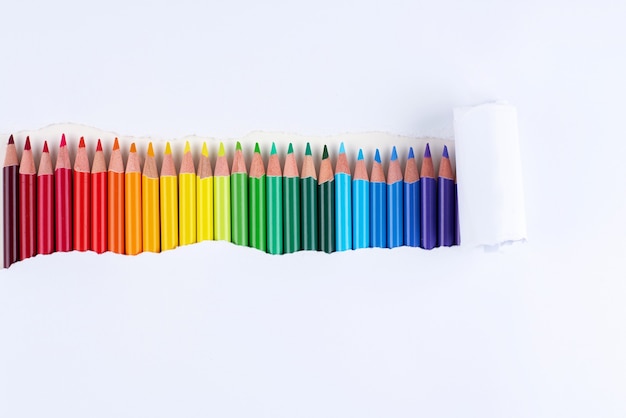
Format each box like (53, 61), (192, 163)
(3, 135), (458, 268)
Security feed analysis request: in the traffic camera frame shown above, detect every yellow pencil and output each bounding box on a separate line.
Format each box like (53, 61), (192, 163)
(179, 141), (197, 246)
(214, 142), (231, 241)
(160, 142), (178, 251)
(125, 143), (142, 255)
(197, 142), (214, 242)
(142, 142), (160, 253)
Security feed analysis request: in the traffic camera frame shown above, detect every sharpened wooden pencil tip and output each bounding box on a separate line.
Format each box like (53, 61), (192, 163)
(8, 134), (14, 144)
(113, 137), (120, 150)
(130, 143), (137, 153)
(43, 141), (49, 153)
(60, 134), (67, 147)
(184, 141), (191, 153)
(79, 137), (86, 148)
(218, 142), (225, 156)
(147, 142), (154, 157)
(24, 136), (31, 150)
(201, 142), (208, 157)
(96, 139), (103, 151)
(165, 142), (172, 155)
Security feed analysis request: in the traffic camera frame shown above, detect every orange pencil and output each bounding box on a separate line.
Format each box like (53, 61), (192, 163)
(108, 138), (125, 254)
(91, 139), (107, 253)
(142, 143), (160, 253)
(73, 137), (91, 251)
(125, 143), (142, 255)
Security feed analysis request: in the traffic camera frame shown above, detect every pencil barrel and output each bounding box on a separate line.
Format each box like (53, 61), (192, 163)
(125, 172), (142, 255)
(335, 173), (351, 251)
(231, 172), (248, 246)
(352, 178), (369, 250)
(91, 172), (107, 254)
(421, 177), (437, 250)
(249, 175), (266, 251)
(455, 184), (460, 245)
(19, 173), (36, 260)
(142, 175), (160, 252)
(267, 175), (283, 254)
(37, 173), (54, 255)
(179, 173), (197, 246)
(283, 176), (300, 253)
(300, 177), (317, 251)
(387, 181), (403, 248)
(55, 167), (72, 252)
(403, 180), (420, 247)
(438, 177), (456, 247)
(3, 166), (18, 268)
(160, 175), (178, 251)
(370, 181), (386, 248)
(214, 175), (231, 241)
(197, 176), (214, 242)
(108, 171), (125, 254)
(319, 179), (335, 253)
(73, 170), (90, 251)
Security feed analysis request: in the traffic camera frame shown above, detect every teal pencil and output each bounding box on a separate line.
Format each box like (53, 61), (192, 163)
(352, 149), (369, 249)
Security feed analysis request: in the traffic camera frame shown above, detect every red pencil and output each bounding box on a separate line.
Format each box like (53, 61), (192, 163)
(91, 139), (107, 253)
(73, 137), (90, 251)
(3, 135), (19, 268)
(19, 136), (36, 260)
(37, 141), (54, 255)
(55, 134), (72, 252)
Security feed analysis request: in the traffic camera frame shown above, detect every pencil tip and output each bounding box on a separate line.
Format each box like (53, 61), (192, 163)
(236, 141), (242, 151)
(391, 146), (398, 161)
(113, 137), (120, 151)
(305, 142), (312, 156)
(43, 141), (49, 153)
(287, 143), (294, 154)
(201, 142), (208, 157)
(271, 142), (277, 155)
(147, 142), (154, 157)
(254, 142), (261, 154)
(60, 133), (67, 147)
(424, 143), (431, 158)
(357, 149), (364, 160)
(130, 143), (137, 153)
(442, 145), (449, 158)
(96, 139), (103, 152)
(322, 145), (329, 159)
(374, 149), (381, 164)
(408, 147), (414, 159)
(184, 141), (191, 153)
(218, 142), (225, 156)
(24, 136), (31, 150)
(165, 142), (172, 155)
(8, 135), (14, 145)
(79, 137), (86, 148)
(339, 142), (345, 154)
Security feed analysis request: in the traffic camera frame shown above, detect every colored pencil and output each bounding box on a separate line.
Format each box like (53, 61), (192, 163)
(18, 137), (36, 260)
(283, 143), (300, 254)
(267, 142), (283, 255)
(249, 142), (266, 252)
(387, 146), (403, 248)
(231, 141), (248, 247)
(125, 143), (142, 255)
(335, 142), (351, 252)
(214, 142), (231, 241)
(352, 148), (369, 250)
(300, 142), (317, 251)
(179, 141), (196, 246)
(73, 137), (90, 251)
(403, 147), (420, 247)
(318, 145), (335, 253)
(438, 145), (456, 247)
(142, 142), (160, 252)
(37, 141), (54, 255)
(3, 135), (18, 268)
(197, 142), (214, 242)
(455, 182), (460, 246)
(421, 143), (437, 250)
(160, 142), (178, 251)
(108, 138), (125, 254)
(370, 149), (386, 248)
(55, 134), (72, 252)
(91, 139), (107, 254)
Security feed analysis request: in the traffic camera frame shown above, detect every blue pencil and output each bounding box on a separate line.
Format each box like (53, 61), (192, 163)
(335, 142), (352, 251)
(387, 146), (403, 248)
(352, 149), (369, 249)
(403, 147), (420, 247)
(370, 149), (386, 248)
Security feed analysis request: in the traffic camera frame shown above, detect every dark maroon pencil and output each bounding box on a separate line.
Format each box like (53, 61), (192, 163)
(438, 145), (456, 247)
(3, 135), (19, 268)
(420, 143), (436, 250)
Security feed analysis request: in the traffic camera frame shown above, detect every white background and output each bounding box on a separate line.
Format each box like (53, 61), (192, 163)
(1, 1), (626, 417)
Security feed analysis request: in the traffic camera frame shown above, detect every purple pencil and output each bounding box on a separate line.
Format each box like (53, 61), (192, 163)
(455, 182), (460, 245)
(420, 144), (436, 249)
(438, 145), (456, 247)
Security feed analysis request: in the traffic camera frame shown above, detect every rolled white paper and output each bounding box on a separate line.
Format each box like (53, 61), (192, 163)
(454, 102), (527, 247)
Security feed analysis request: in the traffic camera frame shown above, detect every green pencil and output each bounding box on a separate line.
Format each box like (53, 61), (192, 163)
(283, 143), (300, 253)
(318, 145), (335, 253)
(266, 142), (283, 254)
(249, 143), (266, 252)
(231, 141), (248, 246)
(301, 142), (318, 251)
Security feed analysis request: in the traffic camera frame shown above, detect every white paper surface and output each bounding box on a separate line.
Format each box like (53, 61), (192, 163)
(454, 102), (527, 247)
